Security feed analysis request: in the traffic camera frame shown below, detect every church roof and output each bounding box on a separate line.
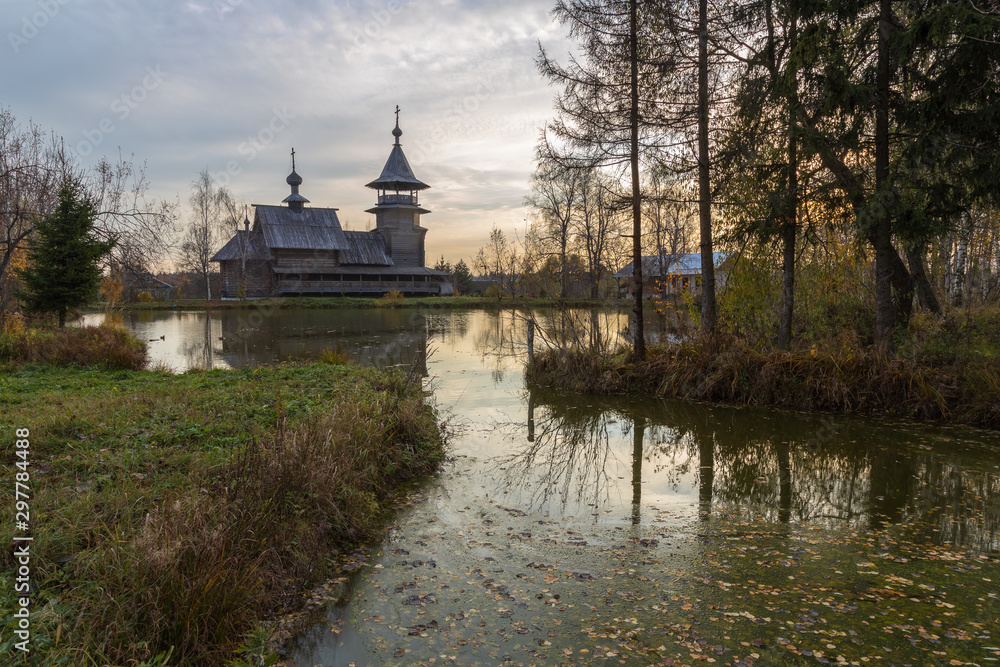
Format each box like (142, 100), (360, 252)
(340, 231), (393, 266)
(212, 212), (397, 268)
(254, 205), (349, 250)
(366, 120), (429, 192)
(210, 229), (271, 262)
(366, 144), (429, 192)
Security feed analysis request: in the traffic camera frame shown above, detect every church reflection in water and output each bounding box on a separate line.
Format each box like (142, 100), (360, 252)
(209, 307), (430, 374)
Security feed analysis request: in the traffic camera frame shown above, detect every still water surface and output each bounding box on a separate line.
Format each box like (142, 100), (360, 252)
(86, 308), (1000, 665)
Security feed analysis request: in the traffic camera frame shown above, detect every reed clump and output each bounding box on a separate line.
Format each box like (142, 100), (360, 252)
(374, 289), (405, 308)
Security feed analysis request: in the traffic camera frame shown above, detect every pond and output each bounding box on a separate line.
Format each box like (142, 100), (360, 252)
(84, 307), (1000, 666)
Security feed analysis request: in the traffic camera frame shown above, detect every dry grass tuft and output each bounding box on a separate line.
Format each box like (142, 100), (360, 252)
(374, 289), (405, 308)
(319, 345), (351, 365)
(0, 323), (147, 370)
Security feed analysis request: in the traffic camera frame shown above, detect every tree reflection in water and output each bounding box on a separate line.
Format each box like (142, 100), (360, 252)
(496, 387), (1000, 552)
(108, 306), (999, 554)
(473, 308), (630, 377)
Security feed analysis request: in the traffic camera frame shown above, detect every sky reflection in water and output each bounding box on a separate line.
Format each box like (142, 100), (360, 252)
(88, 307), (1000, 665)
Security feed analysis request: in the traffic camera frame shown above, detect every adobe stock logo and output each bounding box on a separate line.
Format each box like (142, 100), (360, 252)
(8, 0), (72, 54)
(210, 107), (296, 188)
(72, 66), (168, 158)
(341, 0), (413, 63)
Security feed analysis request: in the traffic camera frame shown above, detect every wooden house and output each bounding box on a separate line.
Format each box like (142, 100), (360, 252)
(614, 252), (731, 298)
(212, 115), (451, 298)
(122, 272), (176, 302)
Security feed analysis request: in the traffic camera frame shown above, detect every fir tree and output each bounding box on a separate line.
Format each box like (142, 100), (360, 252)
(453, 259), (474, 295)
(18, 179), (115, 327)
(433, 255), (452, 274)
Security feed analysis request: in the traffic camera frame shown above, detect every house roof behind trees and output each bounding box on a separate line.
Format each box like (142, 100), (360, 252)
(613, 252), (730, 279)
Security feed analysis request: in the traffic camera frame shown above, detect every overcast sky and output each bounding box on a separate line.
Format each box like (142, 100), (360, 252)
(2, 0), (576, 266)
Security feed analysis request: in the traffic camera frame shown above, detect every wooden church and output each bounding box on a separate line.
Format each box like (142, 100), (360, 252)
(211, 113), (451, 298)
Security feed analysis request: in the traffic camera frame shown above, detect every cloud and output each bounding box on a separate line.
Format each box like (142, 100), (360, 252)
(1, 0), (573, 263)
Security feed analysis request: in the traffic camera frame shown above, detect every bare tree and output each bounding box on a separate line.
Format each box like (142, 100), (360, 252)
(0, 110), (63, 315)
(474, 226), (519, 297)
(180, 170), (230, 300)
(525, 158), (581, 300)
(538, 0), (681, 359)
(87, 153), (179, 281)
(575, 169), (626, 298)
(644, 171), (694, 295)
(0, 107), (177, 316)
(217, 194), (251, 299)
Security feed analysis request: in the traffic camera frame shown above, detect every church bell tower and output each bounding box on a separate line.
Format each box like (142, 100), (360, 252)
(365, 107), (430, 268)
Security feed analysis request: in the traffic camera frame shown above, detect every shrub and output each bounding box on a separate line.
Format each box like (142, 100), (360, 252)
(484, 283), (505, 300)
(137, 290), (154, 303)
(100, 274), (124, 311)
(374, 289), (404, 307)
(716, 241), (874, 351)
(527, 332), (1000, 429)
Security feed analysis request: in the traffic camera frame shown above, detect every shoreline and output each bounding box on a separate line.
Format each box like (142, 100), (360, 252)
(83, 295), (633, 313)
(0, 356), (444, 666)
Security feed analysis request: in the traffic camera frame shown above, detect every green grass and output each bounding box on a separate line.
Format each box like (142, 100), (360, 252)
(0, 361), (443, 666)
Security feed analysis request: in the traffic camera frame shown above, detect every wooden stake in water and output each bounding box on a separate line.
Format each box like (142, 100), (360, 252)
(526, 320), (534, 366)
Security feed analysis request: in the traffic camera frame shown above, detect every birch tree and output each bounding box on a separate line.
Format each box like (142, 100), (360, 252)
(180, 170), (231, 300)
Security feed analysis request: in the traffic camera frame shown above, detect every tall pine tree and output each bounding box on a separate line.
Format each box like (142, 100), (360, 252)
(18, 179), (115, 327)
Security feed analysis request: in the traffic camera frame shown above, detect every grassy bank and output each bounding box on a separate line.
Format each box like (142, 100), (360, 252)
(0, 354), (443, 664)
(108, 295), (631, 312)
(1, 320), (146, 371)
(527, 308), (1000, 430)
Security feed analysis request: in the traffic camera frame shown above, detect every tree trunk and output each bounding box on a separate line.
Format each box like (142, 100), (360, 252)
(698, 0), (717, 333)
(629, 0), (645, 360)
(58, 309), (66, 328)
(777, 6), (798, 351)
(873, 0), (908, 347)
(943, 230), (955, 296)
(953, 212), (969, 307)
(905, 243), (941, 315)
(560, 236), (568, 301)
(994, 235), (1000, 299)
